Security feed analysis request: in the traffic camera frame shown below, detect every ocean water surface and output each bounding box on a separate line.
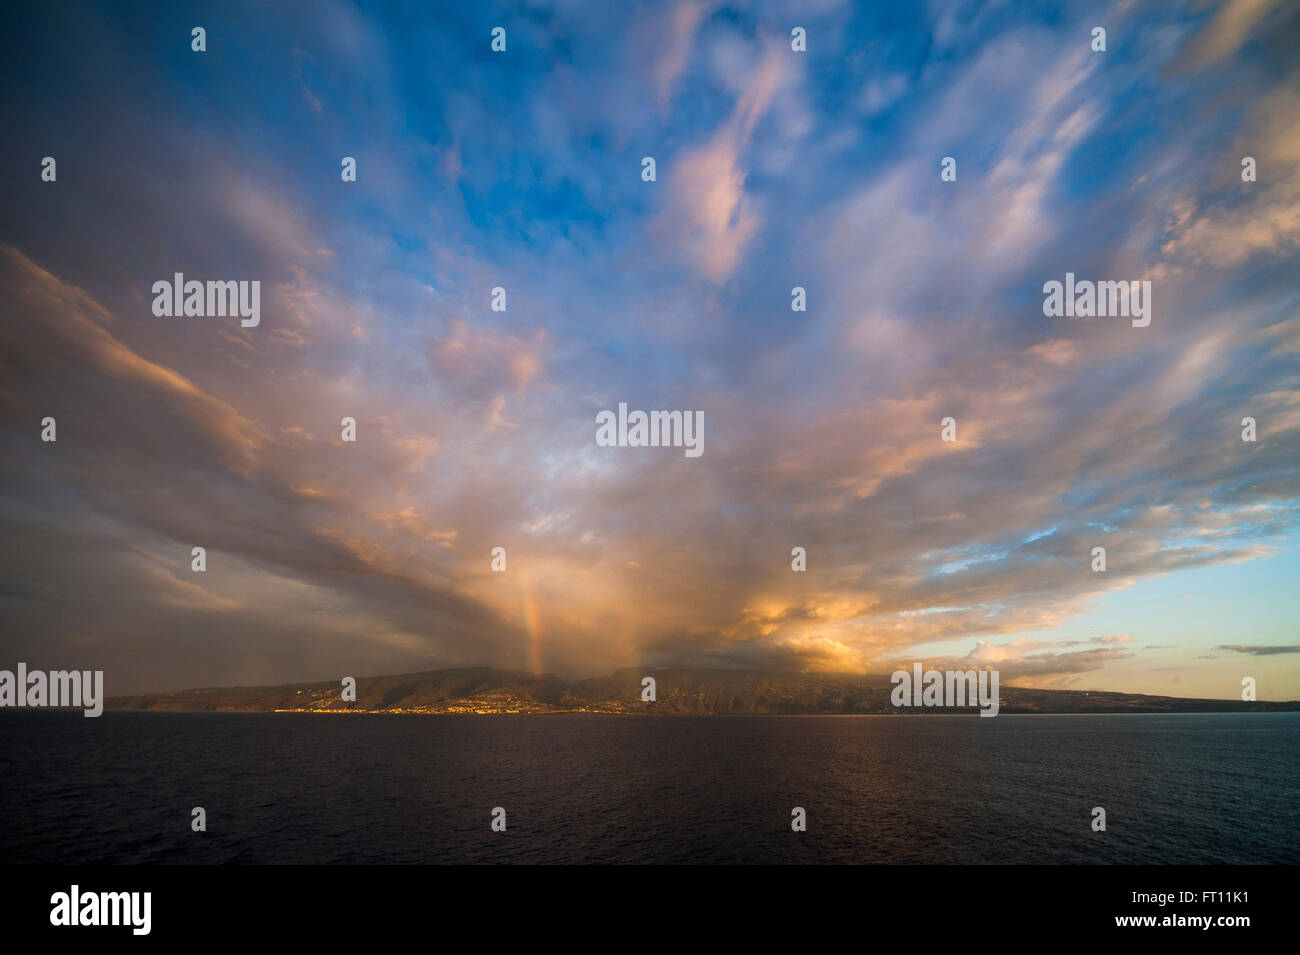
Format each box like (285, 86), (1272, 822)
(2, 711), (1296, 864)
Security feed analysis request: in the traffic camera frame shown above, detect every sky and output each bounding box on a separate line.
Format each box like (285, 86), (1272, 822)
(0, 0), (1297, 699)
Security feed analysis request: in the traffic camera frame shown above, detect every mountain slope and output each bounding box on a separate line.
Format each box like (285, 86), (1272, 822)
(107, 666), (1300, 714)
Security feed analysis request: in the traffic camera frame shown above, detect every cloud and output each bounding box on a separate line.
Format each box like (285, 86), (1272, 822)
(1159, 80), (1300, 268)
(0, 246), (535, 689)
(892, 644), (1136, 686)
(654, 42), (791, 282)
(1, 0), (1297, 699)
(652, 1), (711, 110)
(1215, 644), (1300, 655)
(1169, 0), (1287, 74)
(428, 320), (551, 400)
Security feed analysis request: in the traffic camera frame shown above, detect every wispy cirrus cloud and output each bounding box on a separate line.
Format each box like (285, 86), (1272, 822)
(1216, 645), (1300, 656)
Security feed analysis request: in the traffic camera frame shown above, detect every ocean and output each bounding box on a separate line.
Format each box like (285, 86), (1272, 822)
(2, 711), (1297, 864)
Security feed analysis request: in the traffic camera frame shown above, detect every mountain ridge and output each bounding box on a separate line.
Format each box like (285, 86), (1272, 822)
(106, 666), (1300, 715)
